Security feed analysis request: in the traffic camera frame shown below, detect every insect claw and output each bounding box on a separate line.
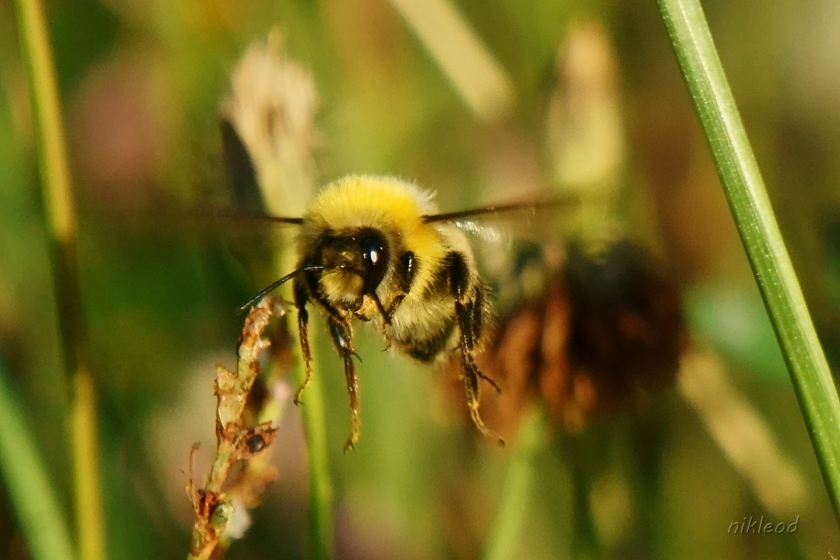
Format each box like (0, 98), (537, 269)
(380, 331), (392, 350)
(344, 421), (360, 452)
(469, 404), (505, 448)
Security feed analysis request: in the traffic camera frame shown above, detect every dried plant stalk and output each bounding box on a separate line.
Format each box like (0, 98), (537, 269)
(678, 349), (806, 515)
(386, 0), (514, 120)
(186, 296), (288, 560)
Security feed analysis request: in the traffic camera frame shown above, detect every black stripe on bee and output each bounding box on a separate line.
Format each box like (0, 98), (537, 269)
(397, 251), (416, 291)
(445, 251), (470, 300)
(424, 251), (462, 299)
(404, 317), (457, 362)
(467, 283), (487, 344)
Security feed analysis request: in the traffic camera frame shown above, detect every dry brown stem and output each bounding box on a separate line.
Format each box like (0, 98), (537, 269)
(186, 296), (288, 560)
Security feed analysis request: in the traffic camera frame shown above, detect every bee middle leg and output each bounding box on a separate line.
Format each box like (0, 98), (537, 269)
(327, 317), (362, 452)
(369, 293), (393, 349)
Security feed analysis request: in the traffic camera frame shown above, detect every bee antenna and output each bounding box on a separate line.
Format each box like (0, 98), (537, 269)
(237, 265), (329, 313)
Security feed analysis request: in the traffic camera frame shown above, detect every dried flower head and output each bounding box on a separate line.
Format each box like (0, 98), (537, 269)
(444, 237), (685, 438)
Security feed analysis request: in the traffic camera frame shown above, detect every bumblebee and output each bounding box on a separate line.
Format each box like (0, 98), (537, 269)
(242, 175), (562, 450)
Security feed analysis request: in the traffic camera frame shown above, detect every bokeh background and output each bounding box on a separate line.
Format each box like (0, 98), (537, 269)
(1, 0), (840, 558)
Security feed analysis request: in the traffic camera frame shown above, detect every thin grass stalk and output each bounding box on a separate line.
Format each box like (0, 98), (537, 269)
(0, 358), (76, 560)
(264, 201), (333, 560)
(225, 34), (333, 558)
(288, 345), (333, 560)
(256, 90), (334, 560)
(267, 204), (332, 560)
(655, 0), (840, 517)
(71, 371), (105, 560)
(482, 408), (547, 560)
(11, 0), (106, 557)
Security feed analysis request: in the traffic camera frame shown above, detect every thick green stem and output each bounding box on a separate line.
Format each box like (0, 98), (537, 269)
(12, 0), (106, 556)
(655, 0), (840, 518)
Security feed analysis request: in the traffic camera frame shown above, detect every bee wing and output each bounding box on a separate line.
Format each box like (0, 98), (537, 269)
(195, 210), (304, 227)
(421, 197), (579, 224)
(425, 197), (580, 308)
(425, 196), (579, 245)
(449, 219), (508, 244)
(220, 118), (263, 215)
(180, 209), (304, 274)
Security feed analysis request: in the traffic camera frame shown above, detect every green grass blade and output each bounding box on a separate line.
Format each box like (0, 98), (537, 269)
(12, 0), (107, 555)
(12, 0), (74, 242)
(655, 0), (840, 517)
(0, 358), (76, 560)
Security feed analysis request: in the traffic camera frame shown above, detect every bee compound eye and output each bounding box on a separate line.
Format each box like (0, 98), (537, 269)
(356, 228), (389, 292)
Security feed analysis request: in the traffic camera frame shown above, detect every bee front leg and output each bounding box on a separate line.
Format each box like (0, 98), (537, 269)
(386, 294), (406, 322)
(447, 254), (504, 447)
(328, 317), (362, 452)
(293, 278), (313, 405)
(369, 293), (393, 349)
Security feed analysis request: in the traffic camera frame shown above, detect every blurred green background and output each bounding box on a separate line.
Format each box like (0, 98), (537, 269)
(1, 0), (840, 558)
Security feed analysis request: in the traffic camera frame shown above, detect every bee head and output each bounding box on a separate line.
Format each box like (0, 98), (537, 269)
(317, 227), (390, 294)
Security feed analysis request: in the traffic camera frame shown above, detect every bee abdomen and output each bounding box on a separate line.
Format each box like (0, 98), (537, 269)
(391, 251), (490, 362)
(397, 316), (457, 362)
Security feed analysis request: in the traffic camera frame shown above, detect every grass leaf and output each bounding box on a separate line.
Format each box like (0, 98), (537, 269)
(655, 0), (840, 517)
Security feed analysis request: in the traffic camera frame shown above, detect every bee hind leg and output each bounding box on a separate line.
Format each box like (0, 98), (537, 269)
(471, 354), (502, 394)
(455, 301), (505, 447)
(446, 251), (504, 447)
(464, 286), (500, 395)
(328, 317), (361, 452)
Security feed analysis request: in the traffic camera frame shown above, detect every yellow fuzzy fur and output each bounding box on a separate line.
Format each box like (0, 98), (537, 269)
(301, 175), (456, 310)
(290, 174), (500, 446)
